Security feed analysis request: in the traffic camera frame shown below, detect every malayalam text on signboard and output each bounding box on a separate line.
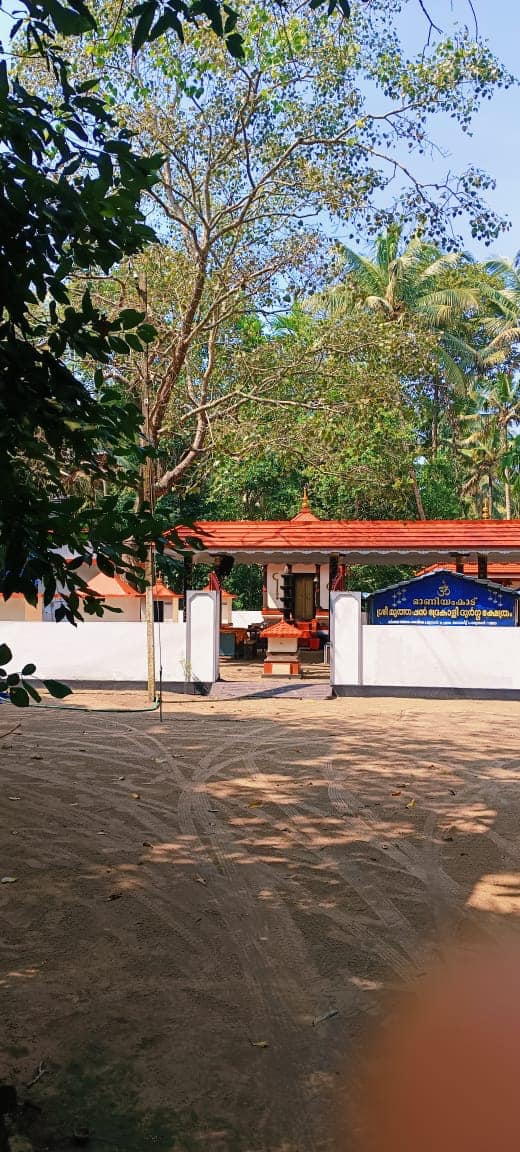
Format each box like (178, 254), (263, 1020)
(367, 571), (518, 627)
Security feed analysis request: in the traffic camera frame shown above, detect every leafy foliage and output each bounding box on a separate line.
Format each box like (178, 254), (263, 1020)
(0, 0), (167, 620)
(1, 0), (518, 634)
(0, 644), (72, 707)
(34, 0), (511, 507)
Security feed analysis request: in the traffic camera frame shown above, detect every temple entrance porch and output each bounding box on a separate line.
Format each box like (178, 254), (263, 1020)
(173, 493), (520, 692)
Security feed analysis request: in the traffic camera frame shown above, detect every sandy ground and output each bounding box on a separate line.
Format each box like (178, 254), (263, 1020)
(1, 691), (520, 1150)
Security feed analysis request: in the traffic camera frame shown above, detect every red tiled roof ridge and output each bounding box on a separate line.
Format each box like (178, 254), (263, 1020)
(262, 620), (302, 637)
(418, 561), (520, 577)
(151, 579), (180, 599)
(177, 516), (520, 530)
(173, 517), (520, 552)
(113, 574), (142, 597)
(291, 508), (321, 523)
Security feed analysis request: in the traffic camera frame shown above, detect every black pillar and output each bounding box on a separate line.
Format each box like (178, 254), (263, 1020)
(281, 564), (293, 621)
(329, 555), (338, 617)
(477, 554), (488, 581)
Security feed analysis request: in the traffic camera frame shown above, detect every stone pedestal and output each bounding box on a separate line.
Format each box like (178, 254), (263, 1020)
(262, 620), (302, 678)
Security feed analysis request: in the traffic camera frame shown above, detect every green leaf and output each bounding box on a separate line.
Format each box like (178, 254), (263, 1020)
(132, 0), (155, 53)
(108, 335), (130, 354)
(136, 323), (156, 344)
(45, 0), (94, 35)
(119, 308), (145, 329)
(67, 0), (97, 28)
(192, 0), (223, 36)
(124, 332), (143, 352)
(23, 681), (42, 703)
(77, 78), (99, 93)
(0, 644), (13, 666)
(96, 553), (115, 577)
(43, 680), (73, 700)
(97, 151), (113, 184)
(21, 663), (36, 676)
(6, 673), (20, 687)
(150, 10), (183, 40)
(9, 686), (30, 708)
(223, 4), (238, 32)
(0, 59), (8, 99)
(225, 31), (244, 58)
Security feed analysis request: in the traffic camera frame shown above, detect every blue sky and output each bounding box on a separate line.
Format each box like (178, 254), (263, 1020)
(1, 0), (518, 259)
(398, 0), (520, 260)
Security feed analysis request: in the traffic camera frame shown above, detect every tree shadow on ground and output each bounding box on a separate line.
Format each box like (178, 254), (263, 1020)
(13, 1046), (241, 1151)
(1, 698), (519, 1151)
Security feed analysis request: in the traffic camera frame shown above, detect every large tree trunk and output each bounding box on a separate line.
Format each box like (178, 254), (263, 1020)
(502, 420), (512, 520)
(431, 377), (439, 458)
(504, 470), (512, 520)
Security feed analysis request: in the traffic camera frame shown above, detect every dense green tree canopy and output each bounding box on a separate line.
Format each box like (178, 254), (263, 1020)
(26, 0), (511, 508)
(1, 0), (518, 631)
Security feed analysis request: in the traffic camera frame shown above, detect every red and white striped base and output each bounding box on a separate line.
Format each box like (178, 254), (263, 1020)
(262, 659), (301, 678)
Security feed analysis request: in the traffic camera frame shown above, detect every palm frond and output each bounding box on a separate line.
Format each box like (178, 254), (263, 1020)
(418, 251), (473, 283)
(418, 288), (481, 323)
(481, 326), (520, 355)
(483, 258), (520, 289)
(481, 283), (520, 304)
(340, 247), (387, 296)
(440, 331), (478, 369)
(375, 224), (401, 272)
(435, 345), (467, 394)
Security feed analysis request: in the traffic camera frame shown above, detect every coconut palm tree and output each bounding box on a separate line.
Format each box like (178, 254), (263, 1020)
(322, 225), (483, 461)
(456, 373), (520, 518)
(325, 225), (480, 370)
(457, 409), (502, 518)
(478, 257), (520, 366)
(482, 373), (519, 519)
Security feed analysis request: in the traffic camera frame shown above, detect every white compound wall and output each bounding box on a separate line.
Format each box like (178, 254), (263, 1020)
(0, 622), (188, 684)
(330, 591), (520, 694)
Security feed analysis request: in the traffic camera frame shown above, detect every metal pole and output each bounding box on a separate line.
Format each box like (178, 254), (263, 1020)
(144, 543), (155, 703)
(138, 270), (156, 703)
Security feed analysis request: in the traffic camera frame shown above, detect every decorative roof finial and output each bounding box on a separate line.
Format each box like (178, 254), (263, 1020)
(482, 495), (491, 520)
(301, 485), (310, 510)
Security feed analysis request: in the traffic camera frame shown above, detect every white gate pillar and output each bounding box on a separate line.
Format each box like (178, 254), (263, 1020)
(330, 591), (362, 692)
(186, 590), (219, 689)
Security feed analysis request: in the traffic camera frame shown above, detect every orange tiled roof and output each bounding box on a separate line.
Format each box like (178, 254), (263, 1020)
(203, 584), (235, 599)
(151, 579), (180, 599)
(262, 620), (302, 638)
(81, 571), (141, 598)
(82, 569), (178, 600)
(417, 562), (520, 581)
(177, 515), (520, 554)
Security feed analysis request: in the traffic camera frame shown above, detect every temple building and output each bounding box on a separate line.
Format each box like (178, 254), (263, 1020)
(177, 493), (520, 647)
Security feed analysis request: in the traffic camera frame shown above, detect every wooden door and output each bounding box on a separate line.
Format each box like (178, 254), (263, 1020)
(294, 575), (315, 621)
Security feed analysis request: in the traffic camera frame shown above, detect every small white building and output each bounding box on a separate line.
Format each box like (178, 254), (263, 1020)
(0, 561), (180, 623)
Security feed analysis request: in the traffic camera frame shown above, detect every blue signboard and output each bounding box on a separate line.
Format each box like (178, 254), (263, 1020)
(367, 569), (518, 627)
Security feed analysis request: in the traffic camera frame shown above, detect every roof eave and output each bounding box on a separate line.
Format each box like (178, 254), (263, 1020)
(167, 546), (520, 565)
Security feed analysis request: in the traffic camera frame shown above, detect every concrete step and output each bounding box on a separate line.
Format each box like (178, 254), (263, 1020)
(210, 680), (331, 700)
